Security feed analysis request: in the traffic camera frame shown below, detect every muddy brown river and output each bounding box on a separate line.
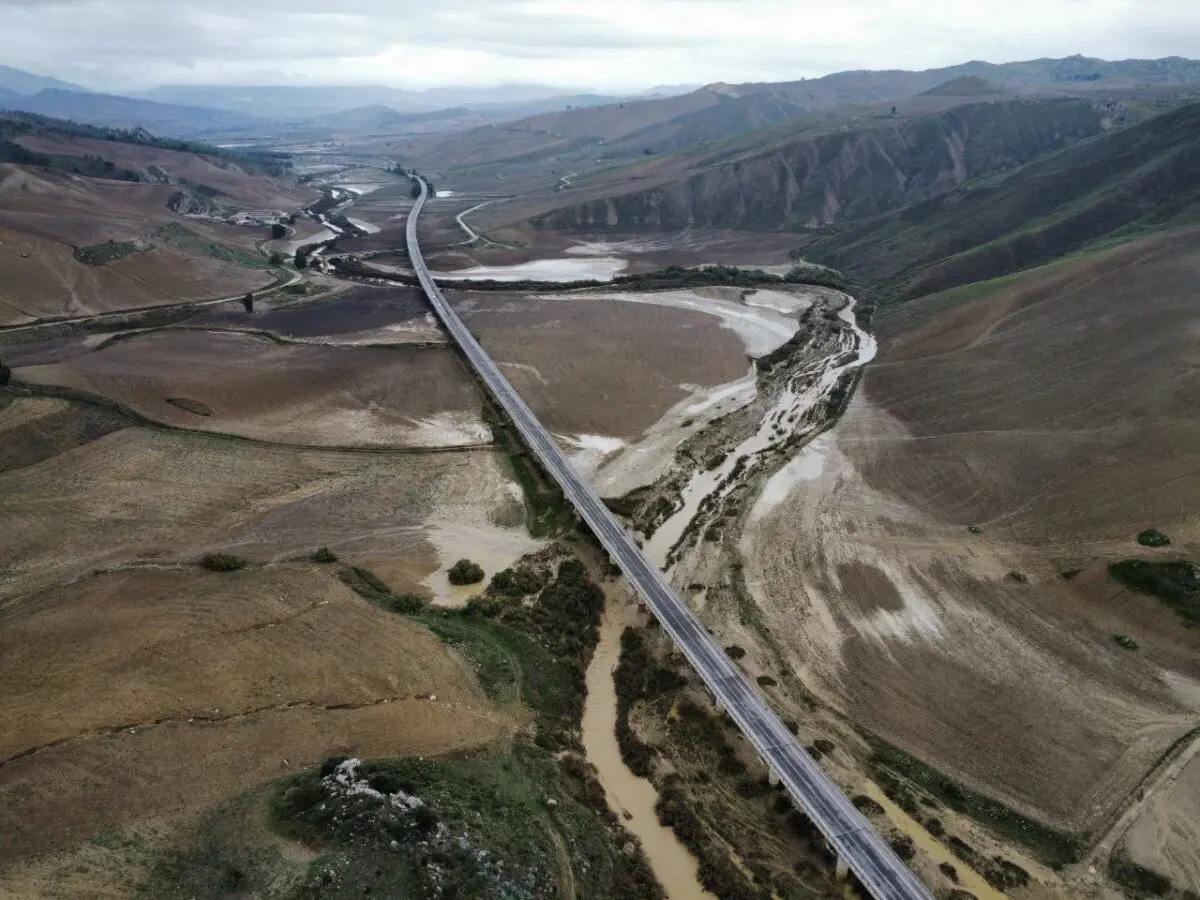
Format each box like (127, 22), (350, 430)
(581, 590), (715, 899)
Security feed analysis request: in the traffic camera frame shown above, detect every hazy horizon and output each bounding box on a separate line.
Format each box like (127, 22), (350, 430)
(0, 0), (1196, 93)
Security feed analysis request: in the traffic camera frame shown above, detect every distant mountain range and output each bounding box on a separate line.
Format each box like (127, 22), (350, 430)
(0, 64), (90, 96)
(2, 56), (1200, 139)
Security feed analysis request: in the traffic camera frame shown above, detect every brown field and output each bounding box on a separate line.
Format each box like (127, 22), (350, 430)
(452, 290), (750, 439)
(0, 425), (522, 602)
(0, 565), (510, 867)
(17, 132), (313, 209)
(742, 230), (1200, 840)
(0, 163), (293, 324)
(17, 328), (487, 447)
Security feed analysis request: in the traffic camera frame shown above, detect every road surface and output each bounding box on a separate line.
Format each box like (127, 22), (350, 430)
(406, 178), (933, 900)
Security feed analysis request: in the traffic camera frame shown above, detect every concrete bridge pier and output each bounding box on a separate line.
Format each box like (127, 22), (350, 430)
(767, 766), (781, 787)
(835, 856), (850, 880)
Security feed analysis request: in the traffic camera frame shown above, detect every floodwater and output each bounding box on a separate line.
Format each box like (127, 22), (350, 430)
(421, 520), (543, 608)
(434, 257), (629, 282)
(647, 297), (874, 569)
(581, 594), (715, 899)
(864, 783), (1006, 900)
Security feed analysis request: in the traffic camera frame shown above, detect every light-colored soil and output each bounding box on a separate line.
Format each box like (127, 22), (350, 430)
(1122, 742), (1200, 893)
(0, 427), (522, 603)
(18, 329), (488, 448)
(453, 291), (751, 440)
(0, 565), (510, 865)
(740, 232), (1200, 836)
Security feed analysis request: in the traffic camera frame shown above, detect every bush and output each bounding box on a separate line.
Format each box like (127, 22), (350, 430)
(200, 553), (247, 572)
(1137, 529), (1171, 547)
(938, 862), (959, 883)
(448, 559), (485, 586)
(1113, 633), (1139, 651)
(0, 357), (9, 385)
(271, 223), (287, 240)
(724, 645), (747, 660)
(756, 675), (778, 687)
(311, 546), (338, 563)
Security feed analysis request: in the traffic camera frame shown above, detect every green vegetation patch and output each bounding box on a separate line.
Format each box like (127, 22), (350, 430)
(73, 240), (151, 267)
(868, 735), (1081, 866)
(200, 553), (247, 572)
(1113, 633), (1140, 651)
(337, 565), (424, 614)
(153, 222), (271, 270)
(196, 745), (654, 900)
(1137, 528), (1172, 547)
(1109, 559), (1200, 627)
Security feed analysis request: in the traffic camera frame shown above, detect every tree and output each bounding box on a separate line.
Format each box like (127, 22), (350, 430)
(787, 247), (805, 264)
(268, 251), (285, 266)
(294, 247), (310, 269)
(242, 293), (254, 312)
(447, 559), (484, 586)
(0, 356), (10, 386)
(270, 223), (287, 240)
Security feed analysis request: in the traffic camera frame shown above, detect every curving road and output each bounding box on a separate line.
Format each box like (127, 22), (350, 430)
(406, 179), (933, 900)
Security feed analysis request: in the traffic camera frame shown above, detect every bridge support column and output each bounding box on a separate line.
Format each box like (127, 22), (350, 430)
(835, 856), (849, 881)
(767, 766), (780, 787)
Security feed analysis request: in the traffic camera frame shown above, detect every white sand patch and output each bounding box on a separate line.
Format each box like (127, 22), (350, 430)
(346, 217), (381, 235)
(435, 257), (628, 282)
(559, 433), (628, 481)
(566, 239), (668, 257)
(335, 183), (385, 196)
(1162, 672), (1200, 711)
(563, 290), (799, 358)
(750, 432), (834, 522)
(498, 361), (549, 385)
(405, 411), (491, 448)
(742, 289), (813, 315)
(282, 228), (336, 254)
(592, 368), (759, 498)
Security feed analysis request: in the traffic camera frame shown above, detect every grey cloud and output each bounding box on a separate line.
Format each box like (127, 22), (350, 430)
(0, 0), (1197, 91)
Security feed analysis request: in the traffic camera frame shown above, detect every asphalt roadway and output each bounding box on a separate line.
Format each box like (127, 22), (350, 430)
(406, 179), (934, 900)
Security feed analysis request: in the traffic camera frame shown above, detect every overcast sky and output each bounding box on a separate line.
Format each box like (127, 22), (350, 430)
(2, 0), (1198, 92)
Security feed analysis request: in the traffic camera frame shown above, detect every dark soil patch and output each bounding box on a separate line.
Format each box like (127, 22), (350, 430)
(187, 287), (429, 338)
(0, 401), (128, 473)
(1109, 559), (1200, 627)
(166, 397), (213, 417)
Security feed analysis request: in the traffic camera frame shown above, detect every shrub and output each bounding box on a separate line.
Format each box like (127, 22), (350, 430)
(311, 546), (338, 563)
(271, 223), (287, 240)
(0, 357), (10, 385)
(968, 525), (983, 535)
(1113, 633), (1139, 651)
(724, 644), (747, 660)
(448, 559), (484, 586)
(1007, 570), (1028, 584)
(939, 862), (959, 883)
(813, 739), (835, 755)
(1137, 529), (1171, 547)
(851, 794), (885, 816)
(200, 553), (247, 572)
(756, 675), (778, 687)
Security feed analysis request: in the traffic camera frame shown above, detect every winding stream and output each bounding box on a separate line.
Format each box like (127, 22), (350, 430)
(581, 591), (715, 899)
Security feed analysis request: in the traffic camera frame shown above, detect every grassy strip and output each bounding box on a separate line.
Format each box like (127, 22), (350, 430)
(867, 735), (1081, 866)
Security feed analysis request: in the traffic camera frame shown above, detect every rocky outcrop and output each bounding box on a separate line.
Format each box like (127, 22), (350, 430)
(167, 189), (219, 216)
(535, 100), (1106, 233)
